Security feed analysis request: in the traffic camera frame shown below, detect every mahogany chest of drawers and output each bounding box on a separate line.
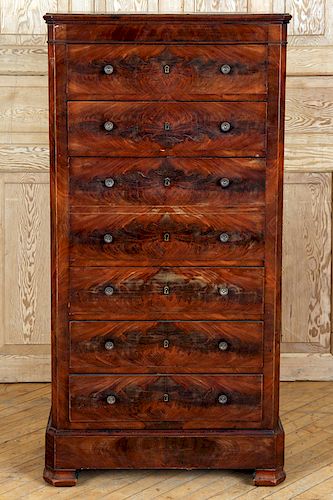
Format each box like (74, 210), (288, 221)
(43, 13), (291, 487)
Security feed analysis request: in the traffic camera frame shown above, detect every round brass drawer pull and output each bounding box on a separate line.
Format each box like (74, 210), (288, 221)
(218, 394), (228, 404)
(104, 121), (114, 131)
(220, 64), (231, 75)
(103, 233), (113, 243)
(219, 233), (229, 243)
(219, 287), (229, 296)
(220, 121), (231, 133)
(220, 178), (230, 188)
(106, 395), (116, 405)
(105, 340), (114, 350)
(103, 64), (114, 75)
(104, 286), (114, 296)
(218, 341), (228, 351)
(104, 178), (115, 188)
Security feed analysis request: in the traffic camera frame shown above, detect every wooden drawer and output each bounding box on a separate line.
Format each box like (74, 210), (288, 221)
(69, 267), (264, 320)
(67, 44), (267, 101)
(70, 321), (263, 373)
(69, 157), (266, 209)
(69, 209), (265, 266)
(67, 101), (266, 157)
(69, 374), (263, 427)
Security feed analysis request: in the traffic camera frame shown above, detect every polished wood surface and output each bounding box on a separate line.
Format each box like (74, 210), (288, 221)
(68, 101), (267, 157)
(44, 13), (289, 486)
(69, 266), (264, 320)
(69, 321), (264, 374)
(67, 44), (267, 101)
(69, 157), (266, 209)
(69, 209), (265, 266)
(69, 374), (263, 427)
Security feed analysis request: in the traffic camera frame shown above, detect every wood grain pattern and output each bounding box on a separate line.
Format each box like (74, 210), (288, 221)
(69, 157), (266, 208)
(286, 0), (325, 35)
(68, 101), (266, 157)
(69, 209), (265, 266)
(69, 374), (263, 426)
(67, 44), (267, 101)
(69, 266), (264, 320)
(69, 321), (264, 373)
(281, 173), (331, 353)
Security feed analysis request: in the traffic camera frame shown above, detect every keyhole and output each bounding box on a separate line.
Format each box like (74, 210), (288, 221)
(163, 393), (169, 402)
(163, 339), (170, 348)
(163, 65), (170, 74)
(163, 285), (170, 295)
(164, 122), (171, 131)
(163, 232), (170, 242)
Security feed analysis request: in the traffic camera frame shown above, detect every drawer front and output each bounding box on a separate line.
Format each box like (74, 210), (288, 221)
(70, 209), (265, 266)
(67, 44), (267, 101)
(69, 267), (264, 320)
(69, 157), (266, 209)
(68, 101), (266, 157)
(69, 374), (263, 427)
(70, 321), (263, 373)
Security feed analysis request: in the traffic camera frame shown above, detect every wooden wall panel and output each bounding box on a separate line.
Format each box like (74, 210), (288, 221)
(0, 0), (332, 380)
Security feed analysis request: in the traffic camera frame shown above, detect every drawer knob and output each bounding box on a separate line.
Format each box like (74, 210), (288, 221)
(164, 122), (171, 131)
(218, 394), (228, 404)
(220, 64), (231, 75)
(163, 232), (170, 242)
(104, 177), (115, 188)
(163, 64), (170, 74)
(164, 177), (171, 187)
(219, 232), (230, 243)
(163, 339), (170, 348)
(163, 393), (169, 402)
(103, 233), (113, 243)
(105, 340), (114, 350)
(219, 287), (229, 296)
(218, 341), (228, 351)
(104, 286), (114, 296)
(104, 121), (114, 131)
(106, 395), (116, 405)
(163, 285), (170, 295)
(220, 178), (230, 188)
(103, 64), (114, 75)
(220, 121), (231, 133)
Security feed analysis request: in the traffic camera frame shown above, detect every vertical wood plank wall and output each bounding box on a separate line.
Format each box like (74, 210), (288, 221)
(0, 0), (332, 381)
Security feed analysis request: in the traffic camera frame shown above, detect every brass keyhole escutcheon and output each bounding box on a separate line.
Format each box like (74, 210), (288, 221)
(163, 339), (170, 348)
(163, 64), (170, 74)
(163, 285), (170, 295)
(163, 393), (169, 402)
(164, 122), (171, 131)
(163, 232), (170, 242)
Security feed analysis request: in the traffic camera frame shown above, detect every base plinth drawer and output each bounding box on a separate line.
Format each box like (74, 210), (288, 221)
(69, 374), (263, 427)
(69, 266), (264, 320)
(69, 321), (263, 373)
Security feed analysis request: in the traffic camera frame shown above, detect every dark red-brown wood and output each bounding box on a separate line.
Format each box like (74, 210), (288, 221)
(44, 13), (290, 487)
(69, 157), (266, 209)
(69, 321), (264, 373)
(69, 209), (265, 266)
(69, 374), (263, 427)
(68, 101), (266, 157)
(67, 44), (267, 101)
(69, 266), (264, 320)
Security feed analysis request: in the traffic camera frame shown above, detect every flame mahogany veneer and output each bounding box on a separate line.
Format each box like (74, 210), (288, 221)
(43, 13), (291, 487)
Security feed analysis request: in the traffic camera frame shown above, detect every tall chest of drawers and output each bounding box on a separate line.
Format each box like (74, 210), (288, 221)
(43, 13), (291, 487)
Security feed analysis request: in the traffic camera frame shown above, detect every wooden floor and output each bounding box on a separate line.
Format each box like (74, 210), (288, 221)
(0, 383), (333, 499)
